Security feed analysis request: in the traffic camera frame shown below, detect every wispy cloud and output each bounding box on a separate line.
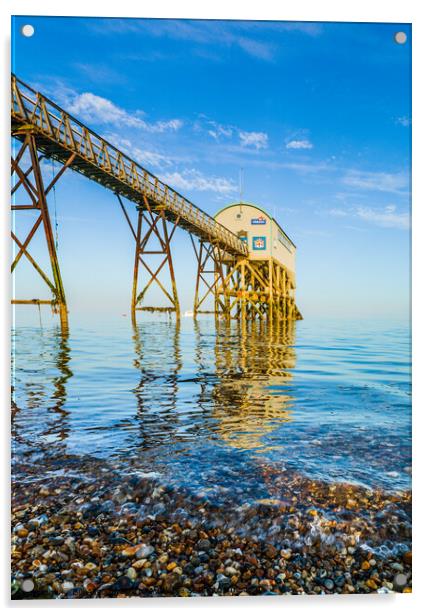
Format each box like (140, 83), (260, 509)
(395, 116), (411, 127)
(286, 139), (313, 150)
(196, 117), (269, 152)
(327, 204), (410, 230)
(342, 169), (409, 194)
(162, 169), (237, 195)
(60, 91), (182, 133)
(87, 19), (322, 62)
(239, 131), (268, 150)
(72, 62), (126, 85)
(327, 208), (348, 217)
(103, 133), (176, 169)
(206, 120), (234, 140)
(355, 205), (410, 229)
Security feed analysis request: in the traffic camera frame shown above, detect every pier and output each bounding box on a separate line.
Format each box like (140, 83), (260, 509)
(11, 74), (301, 328)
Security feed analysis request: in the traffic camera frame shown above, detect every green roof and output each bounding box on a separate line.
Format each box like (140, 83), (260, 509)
(215, 202), (296, 248)
(214, 201), (272, 219)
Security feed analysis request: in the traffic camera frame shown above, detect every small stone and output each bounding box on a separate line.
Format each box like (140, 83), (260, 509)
(167, 562), (177, 571)
(361, 561), (371, 570)
(394, 573), (408, 589)
(83, 579), (97, 593)
(135, 544), (155, 559)
(197, 539), (211, 551)
(17, 529), (29, 538)
(216, 574), (231, 590)
(265, 545), (277, 559)
(324, 579), (334, 591)
(366, 579), (378, 590)
(62, 581), (74, 592)
(335, 575), (345, 587)
(179, 587), (190, 597)
(280, 549), (292, 560)
(131, 559), (146, 570)
(173, 567), (183, 575)
(126, 567), (137, 581)
(403, 551), (412, 565)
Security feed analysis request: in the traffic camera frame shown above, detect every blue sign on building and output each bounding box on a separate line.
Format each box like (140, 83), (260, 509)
(251, 216), (267, 225)
(252, 236), (266, 250)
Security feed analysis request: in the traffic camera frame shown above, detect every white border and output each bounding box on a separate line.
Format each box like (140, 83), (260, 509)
(1, 1), (428, 615)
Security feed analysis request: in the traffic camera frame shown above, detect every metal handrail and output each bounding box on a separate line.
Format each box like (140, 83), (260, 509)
(11, 74), (248, 257)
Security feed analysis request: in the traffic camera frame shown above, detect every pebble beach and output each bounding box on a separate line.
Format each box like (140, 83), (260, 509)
(11, 318), (412, 599)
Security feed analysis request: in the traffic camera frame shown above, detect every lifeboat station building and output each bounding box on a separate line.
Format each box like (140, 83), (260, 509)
(196, 202), (302, 321)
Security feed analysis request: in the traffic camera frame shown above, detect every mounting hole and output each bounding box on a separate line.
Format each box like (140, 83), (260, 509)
(21, 579), (34, 592)
(394, 31), (407, 44)
(21, 24), (35, 38)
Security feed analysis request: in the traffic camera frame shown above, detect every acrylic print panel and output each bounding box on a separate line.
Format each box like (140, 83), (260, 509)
(11, 16), (412, 599)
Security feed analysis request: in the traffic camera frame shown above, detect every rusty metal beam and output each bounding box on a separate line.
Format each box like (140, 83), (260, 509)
(11, 131), (69, 329)
(11, 74), (248, 258)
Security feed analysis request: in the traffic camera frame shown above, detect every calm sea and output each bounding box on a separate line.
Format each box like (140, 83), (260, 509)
(11, 315), (411, 502)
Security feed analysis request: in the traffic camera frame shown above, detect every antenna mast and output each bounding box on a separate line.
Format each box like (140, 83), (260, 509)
(239, 168), (244, 211)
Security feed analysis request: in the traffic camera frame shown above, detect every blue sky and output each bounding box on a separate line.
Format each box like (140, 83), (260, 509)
(12, 17), (411, 320)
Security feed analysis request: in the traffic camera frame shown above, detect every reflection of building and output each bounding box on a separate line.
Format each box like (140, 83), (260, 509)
(199, 319), (297, 451)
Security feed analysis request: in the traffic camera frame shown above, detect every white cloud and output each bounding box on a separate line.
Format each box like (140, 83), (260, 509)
(103, 133), (174, 169)
(65, 92), (182, 133)
(238, 131), (268, 150)
(162, 169), (237, 194)
(396, 116), (411, 127)
(328, 208), (348, 217)
(236, 37), (275, 61)
(327, 204), (409, 230)
(356, 205), (410, 230)
(207, 121), (234, 140)
(286, 139), (314, 150)
(342, 170), (409, 193)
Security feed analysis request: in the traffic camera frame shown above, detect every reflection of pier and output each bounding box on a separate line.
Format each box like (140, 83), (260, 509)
(131, 319), (186, 450)
(11, 327), (73, 453)
(195, 319), (296, 451)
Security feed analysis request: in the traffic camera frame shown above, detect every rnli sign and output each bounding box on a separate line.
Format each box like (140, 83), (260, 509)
(252, 236), (266, 250)
(251, 215), (267, 225)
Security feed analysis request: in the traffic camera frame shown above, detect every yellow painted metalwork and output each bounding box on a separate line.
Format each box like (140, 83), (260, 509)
(11, 75), (247, 257)
(11, 74), (301, 323)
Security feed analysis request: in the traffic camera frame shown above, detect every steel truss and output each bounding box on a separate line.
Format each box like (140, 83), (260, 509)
(192, 250), (302, 321)
(191, 237), (230, 316)
(11, 128), (75, 330)
(118, 195), (180, 320)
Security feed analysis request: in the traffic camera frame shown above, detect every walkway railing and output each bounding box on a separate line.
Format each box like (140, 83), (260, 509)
(11, 74), (248, 257)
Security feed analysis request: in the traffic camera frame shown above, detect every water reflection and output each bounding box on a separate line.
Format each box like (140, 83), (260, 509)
(131, 319), (186, 450)
(11, 317), (411, 493)
(208, 319), (296, 451)
(12, 327), (73, 454)
(129, 318), (297, 455)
